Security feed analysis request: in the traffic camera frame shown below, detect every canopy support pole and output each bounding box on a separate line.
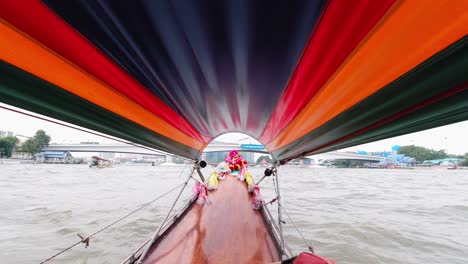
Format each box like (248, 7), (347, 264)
(274, 164), (285, 259)
(196, 166), (205, 182)
(136, 163), (195, 263)
(256, 175), (268, 185)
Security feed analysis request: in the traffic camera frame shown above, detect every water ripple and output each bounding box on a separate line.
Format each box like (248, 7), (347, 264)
(1, 164), (468, 264)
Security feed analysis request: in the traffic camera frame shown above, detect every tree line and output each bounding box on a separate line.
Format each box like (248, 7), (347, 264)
(0, 130), (51, 158)
(253, 146), (468, 166)
(397, 145), (468, 166)
(2, 133), (467, 166)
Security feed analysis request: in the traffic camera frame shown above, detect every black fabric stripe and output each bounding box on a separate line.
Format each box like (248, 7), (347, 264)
(43, 0), (325, 138)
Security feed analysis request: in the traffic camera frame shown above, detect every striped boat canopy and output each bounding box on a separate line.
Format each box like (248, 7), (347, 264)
(1, 0), (467, 162)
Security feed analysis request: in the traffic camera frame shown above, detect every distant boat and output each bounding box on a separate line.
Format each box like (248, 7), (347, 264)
(447, 165), (458, 170)
(89, 156), (112, 168)
(432, 163), (458, 170)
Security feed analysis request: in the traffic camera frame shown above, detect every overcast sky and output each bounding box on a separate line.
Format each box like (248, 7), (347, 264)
(1, 103), (467, 155)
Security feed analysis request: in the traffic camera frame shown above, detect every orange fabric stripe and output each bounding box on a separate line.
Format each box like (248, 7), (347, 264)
(0, 19), (204, 150)
(267, 0), (468, 151)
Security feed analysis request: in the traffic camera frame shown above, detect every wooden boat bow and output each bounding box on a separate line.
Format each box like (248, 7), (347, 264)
(143, 175), (280, 264)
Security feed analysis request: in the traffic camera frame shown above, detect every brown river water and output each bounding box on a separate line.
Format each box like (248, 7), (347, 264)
(1, 164), (467, 264)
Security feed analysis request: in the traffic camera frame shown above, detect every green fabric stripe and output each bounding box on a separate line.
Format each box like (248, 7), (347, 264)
(0, 60), (199, 159)
(311, 90), (468, 155)
(273, 37), (468, 162)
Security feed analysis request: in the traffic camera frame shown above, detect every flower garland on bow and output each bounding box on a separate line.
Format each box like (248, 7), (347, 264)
(193, 181), (210, 205)
(252, 185), (265, 210)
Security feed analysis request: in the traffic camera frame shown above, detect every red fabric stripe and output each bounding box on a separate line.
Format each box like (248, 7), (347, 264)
(0, 0), (208, 143)
(259, 0), (395, 144)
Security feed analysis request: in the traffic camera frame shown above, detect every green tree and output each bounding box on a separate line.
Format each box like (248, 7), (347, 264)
(398, 145), (448, 162)
(22, 138), (40, 156)
(460, 153), (468, 166)
(34, 130), (51, 149)
(0, 136), (19, 158)
(21, 130), (51, 156)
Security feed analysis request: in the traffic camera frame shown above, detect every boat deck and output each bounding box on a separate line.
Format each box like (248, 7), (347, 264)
(143, 175), (280, 264)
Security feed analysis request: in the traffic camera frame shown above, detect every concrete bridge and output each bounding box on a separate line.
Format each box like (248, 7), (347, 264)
(44, 142), (245, 155)
(44, 142), (252, 162)
(44, 142), (383, 162)
(308, 152), (383, 162)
